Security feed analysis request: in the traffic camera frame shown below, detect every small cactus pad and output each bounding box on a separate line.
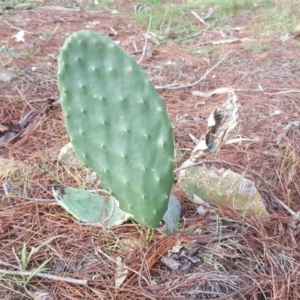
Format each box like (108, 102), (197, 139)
(159, 194), (181, 235)
(179, 165), (268, 217)
(52, 186), (132, 225)
(57, 30), (174, 228)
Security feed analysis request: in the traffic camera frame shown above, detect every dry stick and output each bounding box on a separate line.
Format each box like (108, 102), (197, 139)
(3, 182), (55, 203)
(191, 10), (208, 26)
(0, 260), (17, 269)
(138, 13), (152, 64)
(36, 5), (81, 11)
(0, 269), (88, 286)
(3, 20), (33, 34)
(22, 197), (55, 202)
(174, 160), (299, 218)
(155, 52), (229, 90)
(194, 37), (252, 46)
(29, 97), (60, 104)
(233, 88), (300, 94)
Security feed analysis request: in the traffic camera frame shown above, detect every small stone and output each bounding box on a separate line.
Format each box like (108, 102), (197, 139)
(57, 143), (99, 186)
(161, 256), (181, 270)
(58, 142), (82, 169)
(0, 70), (14, 82)
(0, 157), (28, 178)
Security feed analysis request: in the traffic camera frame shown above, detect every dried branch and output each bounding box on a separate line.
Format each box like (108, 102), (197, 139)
(0, 269), (88, 286)
(138, 13), (152, 64)
(155, 52), (229, 90)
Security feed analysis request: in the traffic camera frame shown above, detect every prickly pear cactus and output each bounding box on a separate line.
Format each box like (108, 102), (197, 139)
(179, 165), (268, 217)
(159, 194), (181, 235)
(52, 186), (132, 225)
(57, 30), (174, 228)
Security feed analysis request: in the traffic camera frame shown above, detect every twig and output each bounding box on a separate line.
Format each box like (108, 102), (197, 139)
(14, 196), (54, 203)
(29, 97), (60, 105)
(174, 159), (299, 218)
(236, 88), (300, 94)
(138, 13), (152, 64)
(12, 247), (22, 271)
(175, 30), (206, 43)
(3, 20), (32, 34)
(191, 10), (208, 26)
(193, 87), (300, 98)
(189, 133), (258, 146)
(36, 5), (81, 11)
(3, 182), (55, 202)
(0, 260), (17, 269)
(155, 52), (229, 90)
(0, 269), (88, 286)
(29, 98), (61, 110)
(132, 41), (138, 52)
(193, 37), (252, 46)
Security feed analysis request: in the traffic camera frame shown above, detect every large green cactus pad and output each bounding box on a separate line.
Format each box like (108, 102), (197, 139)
(57, 30), (174, 228)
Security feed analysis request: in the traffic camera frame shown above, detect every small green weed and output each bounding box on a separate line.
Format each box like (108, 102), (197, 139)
(88, 0), (112, 11)
(20, 236), (60, 270)
(260, 7), (297, 36)
(190, 45), (213, 55)
(197, 0), (272, 13)
(133, 0), (275, 41)
(0, 46), (30, 58)
(1, 0), (33, 7)
(248, 42), (268, 54)
(134, 224), (155, 242)
(0, 237), (61, 290)
(134, 1), (203, 40)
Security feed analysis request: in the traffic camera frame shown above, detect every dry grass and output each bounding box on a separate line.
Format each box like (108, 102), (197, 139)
(0, 0), (300, 299)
